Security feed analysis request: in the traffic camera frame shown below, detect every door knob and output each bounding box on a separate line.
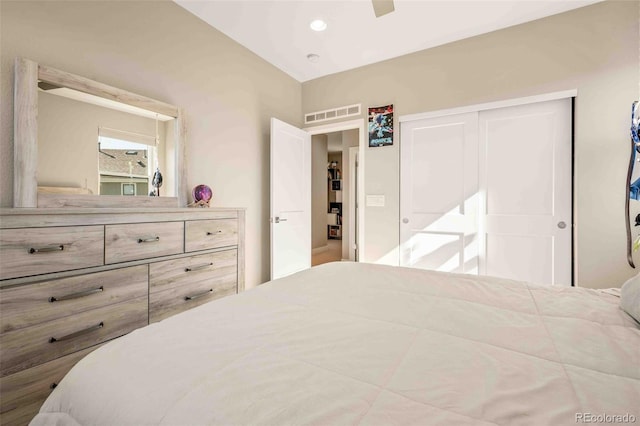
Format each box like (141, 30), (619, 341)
(402, 218), (409, 224)
(557, 221), (567, 229)
(274, 217), (287, 224)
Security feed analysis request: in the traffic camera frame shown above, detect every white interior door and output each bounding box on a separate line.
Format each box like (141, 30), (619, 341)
(270, 118), (311, 280)
(479, 98), (572, 286)
(400, 112), (479, 273)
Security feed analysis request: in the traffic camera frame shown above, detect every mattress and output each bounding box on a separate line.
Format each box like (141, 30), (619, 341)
(32, 262), (640, 425)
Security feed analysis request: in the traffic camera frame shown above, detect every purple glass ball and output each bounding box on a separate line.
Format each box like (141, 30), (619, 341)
(192, 184), (212, 203)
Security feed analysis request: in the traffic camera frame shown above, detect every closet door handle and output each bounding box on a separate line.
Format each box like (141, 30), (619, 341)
(29, 245), (64, 254)
(49, 286), (104, 303)
(185, 263), (213, 272)
(185, 289), (213, 301)
(206, 231), (223, 235)
(49, 322), (104, 343)
(138, 236), (160, 243)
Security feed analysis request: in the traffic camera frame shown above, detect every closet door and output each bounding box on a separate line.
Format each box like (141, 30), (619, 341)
(400, 112), (479, 273)
(479, 98), (571, 286)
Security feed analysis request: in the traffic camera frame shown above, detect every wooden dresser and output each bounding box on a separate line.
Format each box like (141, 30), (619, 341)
(0, 207), (245, 425)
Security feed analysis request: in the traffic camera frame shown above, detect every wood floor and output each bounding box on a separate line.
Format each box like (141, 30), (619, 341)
(312, 239), (342, 266)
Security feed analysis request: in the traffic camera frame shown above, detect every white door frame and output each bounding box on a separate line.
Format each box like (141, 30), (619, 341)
(399, 89), (577, 285)
(348, 146), (359, 261)
(305, 119), (366, 262)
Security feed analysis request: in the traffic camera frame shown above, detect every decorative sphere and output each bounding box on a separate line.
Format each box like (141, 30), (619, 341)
(192, 184), (213, 203)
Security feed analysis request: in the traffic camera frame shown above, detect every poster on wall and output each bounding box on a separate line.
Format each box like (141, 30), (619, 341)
(368, 104), (394, 147)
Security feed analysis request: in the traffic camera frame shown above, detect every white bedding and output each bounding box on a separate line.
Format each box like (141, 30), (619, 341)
(32, 262), (640, 425)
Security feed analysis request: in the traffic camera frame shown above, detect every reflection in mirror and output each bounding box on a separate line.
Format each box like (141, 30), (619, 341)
(627, 101), (640, 267)
(98, 136), (153, 197)
(37, 83), (176, 198)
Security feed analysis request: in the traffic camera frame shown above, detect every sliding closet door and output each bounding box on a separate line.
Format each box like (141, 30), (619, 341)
(400, 112), (479, 273)
(479, 98), (572, 286)
(400, 97), (572, 285)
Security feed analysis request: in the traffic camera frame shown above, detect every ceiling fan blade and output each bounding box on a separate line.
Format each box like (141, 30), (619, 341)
(372, 0), (395, 18)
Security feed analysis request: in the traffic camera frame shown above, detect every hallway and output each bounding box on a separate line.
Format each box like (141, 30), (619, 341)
(312, 239), (342, 266)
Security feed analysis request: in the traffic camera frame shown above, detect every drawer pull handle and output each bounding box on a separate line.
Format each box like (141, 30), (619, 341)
(185, 289), (213, 301)
(49, 321), (104, 343)
(29, 245), (64, 254)
(49, 286), (104, 303)
(185, 262), (213, 272)
(138, 236), (160, 243)
(206, 230), (223, 235)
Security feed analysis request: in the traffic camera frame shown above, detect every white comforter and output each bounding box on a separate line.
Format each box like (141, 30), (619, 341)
(32, 262), (640, 425)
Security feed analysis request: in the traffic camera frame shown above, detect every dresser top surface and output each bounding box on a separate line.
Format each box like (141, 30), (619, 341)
(0, 207), (246, 229)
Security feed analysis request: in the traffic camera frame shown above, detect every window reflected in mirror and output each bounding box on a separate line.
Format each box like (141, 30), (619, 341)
(98, 136), (155, 197)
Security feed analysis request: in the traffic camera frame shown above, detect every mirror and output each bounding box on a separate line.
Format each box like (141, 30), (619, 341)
(38, 86), (176, 198)
(14, 57), (186, 208)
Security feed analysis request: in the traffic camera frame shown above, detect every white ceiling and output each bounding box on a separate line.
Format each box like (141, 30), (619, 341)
(175, 0), (601, 83)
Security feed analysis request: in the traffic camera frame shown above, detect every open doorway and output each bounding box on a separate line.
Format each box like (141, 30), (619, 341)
(310, 128), (360, 266)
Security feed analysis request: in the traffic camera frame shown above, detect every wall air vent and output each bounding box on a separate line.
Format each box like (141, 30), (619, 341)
(304, 104), (361, 125)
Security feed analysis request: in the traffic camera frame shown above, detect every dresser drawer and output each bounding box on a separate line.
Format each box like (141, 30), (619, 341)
(0, 344), (102, 426)
(0, 297), (147, 377)
(149, 250), (237, 323)
(0, 226), (104, 280)
(0, 266), (147, 334)
(105, 221), (184, 264)
(185, 219), (238, 252)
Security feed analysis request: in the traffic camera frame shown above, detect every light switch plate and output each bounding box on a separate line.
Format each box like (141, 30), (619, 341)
(366, 195), (385, 207)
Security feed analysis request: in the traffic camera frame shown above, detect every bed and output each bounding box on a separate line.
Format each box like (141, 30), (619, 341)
(31, 262), (640, 425)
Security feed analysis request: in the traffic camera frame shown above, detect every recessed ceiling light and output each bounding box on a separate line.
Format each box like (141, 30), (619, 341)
(307, 53), (320, 63)
(310, 19), (327, 32)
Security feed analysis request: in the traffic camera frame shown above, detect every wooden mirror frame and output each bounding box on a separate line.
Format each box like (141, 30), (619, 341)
(14, 57), (187, 208)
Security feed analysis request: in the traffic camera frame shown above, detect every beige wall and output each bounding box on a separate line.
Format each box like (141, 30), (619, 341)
(302, 1), (640, 288)
(312, 134), (328, 249)
(0, 0), (302, 289)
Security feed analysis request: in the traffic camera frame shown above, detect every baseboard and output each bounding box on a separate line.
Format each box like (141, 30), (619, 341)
(312, 245), (329, 255)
